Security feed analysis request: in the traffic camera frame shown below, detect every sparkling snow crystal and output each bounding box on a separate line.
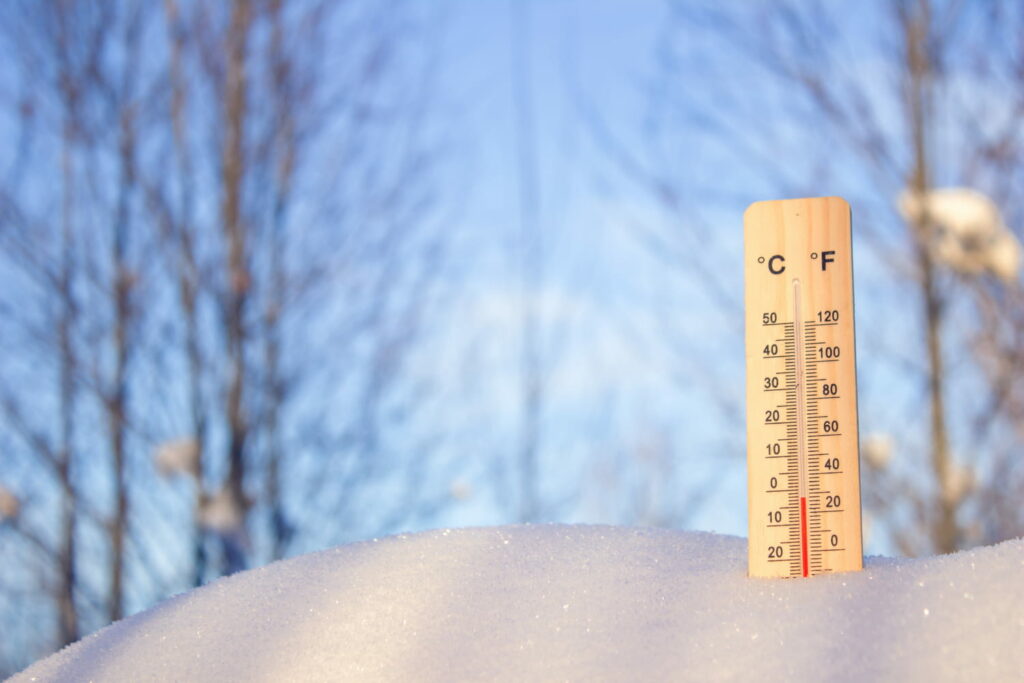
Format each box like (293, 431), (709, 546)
(13, 525), (1024, 682)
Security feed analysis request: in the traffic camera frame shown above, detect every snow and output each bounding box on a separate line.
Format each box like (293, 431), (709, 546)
(153, 438), (200, 480)
(898, 187), (1022, 283)
(197, 486), (247, 536)
(13, 525), (1023, 682)
(0, 485), (19, 521)
(861, 433), (893, 470)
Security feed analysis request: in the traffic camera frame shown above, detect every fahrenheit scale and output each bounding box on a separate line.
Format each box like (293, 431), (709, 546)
(744, 197), (863, 578)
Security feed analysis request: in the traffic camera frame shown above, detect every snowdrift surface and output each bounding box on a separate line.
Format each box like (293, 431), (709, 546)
(14, 525), (1023, 682)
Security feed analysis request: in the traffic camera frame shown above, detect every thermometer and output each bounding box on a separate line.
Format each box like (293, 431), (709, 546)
(744, 197), (863, 578)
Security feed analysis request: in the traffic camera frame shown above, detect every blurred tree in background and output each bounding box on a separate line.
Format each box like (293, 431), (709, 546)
(621, 0), (1024, 556)
(0, 0), (448, 672)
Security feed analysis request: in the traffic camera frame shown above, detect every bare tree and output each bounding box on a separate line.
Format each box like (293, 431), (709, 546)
(156, 0), (209, 586)
(146, 0), (451, 575)
(0, 3), (114, 657)
(0, 0), (452, 671)
(0, 0), (129, 660)
(621, 0), (1024, 554)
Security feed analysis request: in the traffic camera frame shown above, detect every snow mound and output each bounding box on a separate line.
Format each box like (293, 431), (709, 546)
(13, 525), (1023, 682)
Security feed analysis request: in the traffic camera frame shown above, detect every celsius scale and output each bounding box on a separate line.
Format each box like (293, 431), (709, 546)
(744, 197), (863, 578)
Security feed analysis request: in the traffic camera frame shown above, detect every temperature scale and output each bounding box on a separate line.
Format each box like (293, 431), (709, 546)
(744, 197), (863, 578)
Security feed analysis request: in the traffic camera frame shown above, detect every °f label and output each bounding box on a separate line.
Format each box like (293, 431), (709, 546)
(744, 197), (863, 578)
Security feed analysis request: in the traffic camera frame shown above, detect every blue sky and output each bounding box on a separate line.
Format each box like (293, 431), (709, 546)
(414, 0), (977, 554)
(416, 0), (759, 539)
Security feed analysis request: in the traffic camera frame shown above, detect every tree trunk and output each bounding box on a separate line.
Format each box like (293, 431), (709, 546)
(57, 113), (79, 648)
(904, 0), (958, 554)
(221, 0), (252, 574)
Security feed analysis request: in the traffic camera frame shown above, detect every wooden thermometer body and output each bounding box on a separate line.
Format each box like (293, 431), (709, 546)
(744, 197), (863, 578)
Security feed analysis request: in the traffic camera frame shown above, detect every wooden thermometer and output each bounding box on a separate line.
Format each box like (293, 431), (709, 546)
(744, 197), (863, 578)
